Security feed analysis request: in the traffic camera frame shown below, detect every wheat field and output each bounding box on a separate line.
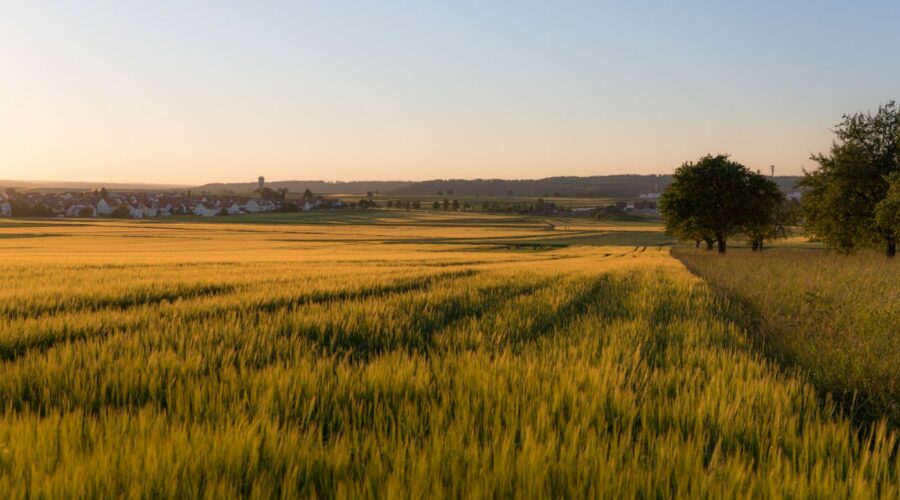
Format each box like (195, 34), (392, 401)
(0, 214), (897, 497)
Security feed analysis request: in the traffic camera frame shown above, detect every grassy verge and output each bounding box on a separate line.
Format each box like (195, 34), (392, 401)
(673, 248), (900, 426)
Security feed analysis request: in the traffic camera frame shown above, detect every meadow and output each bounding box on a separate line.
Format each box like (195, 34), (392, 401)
(0, 212), (897, 497)
(674, 248), (900, 426)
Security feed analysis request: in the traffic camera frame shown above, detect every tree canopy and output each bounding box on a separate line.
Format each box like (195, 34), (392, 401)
(660, 154), (784, 253)
(875, 173), (900, 256)
(801, 101), (900, 256)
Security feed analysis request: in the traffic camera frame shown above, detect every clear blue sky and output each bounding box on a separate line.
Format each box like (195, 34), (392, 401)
(1, 0), (898, 184)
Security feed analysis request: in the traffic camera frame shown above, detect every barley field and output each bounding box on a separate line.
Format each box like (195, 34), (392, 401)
(0, 214), (897, 497)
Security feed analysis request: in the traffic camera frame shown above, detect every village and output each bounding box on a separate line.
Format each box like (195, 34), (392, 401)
(0, 187), (667, 220)
(0, 187), (346, 219)
(0, 175), (666, 220)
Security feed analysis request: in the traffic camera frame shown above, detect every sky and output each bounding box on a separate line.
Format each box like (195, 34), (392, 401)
(1, 1), (899, 185)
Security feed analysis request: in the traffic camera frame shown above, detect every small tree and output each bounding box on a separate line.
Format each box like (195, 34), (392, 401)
(260, 187), (281, 201)
(660, 154), (774, 253)
(110, 205), (132, 219)
(432, 201), (440, 209)
(742, 173), (787, 251)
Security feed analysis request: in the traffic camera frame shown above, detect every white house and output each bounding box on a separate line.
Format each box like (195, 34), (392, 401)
(302, 199), (322, 211)
(227, 203), (242, 215)
(194, 203), (210, 216)
(243, 200), (260, 213)
(0, 201), (11, 217)
(96, 199), (113, 216)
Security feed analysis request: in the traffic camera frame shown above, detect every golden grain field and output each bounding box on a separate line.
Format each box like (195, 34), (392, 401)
(0, 214), (897, 497)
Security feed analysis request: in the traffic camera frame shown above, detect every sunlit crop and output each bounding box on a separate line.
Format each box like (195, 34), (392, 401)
(0, 215), (896, 497)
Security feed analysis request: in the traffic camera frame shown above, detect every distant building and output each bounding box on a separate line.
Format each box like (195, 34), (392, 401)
(243, 200), (260, 213)
(194, 203), (214, 216)
(639, 192), (662, 200)
(0, 200), (11, 217)
(787, 191), (802, 201)
(258, 176), (265, 192)
(303, 199), (322, 211)
(96, 199), (113, 215)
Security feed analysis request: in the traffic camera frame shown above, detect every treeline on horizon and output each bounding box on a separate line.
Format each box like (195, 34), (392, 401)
(195, 175), (803, 198)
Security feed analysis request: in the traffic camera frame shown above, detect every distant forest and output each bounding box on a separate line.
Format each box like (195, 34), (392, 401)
(195, 175), (803, 198)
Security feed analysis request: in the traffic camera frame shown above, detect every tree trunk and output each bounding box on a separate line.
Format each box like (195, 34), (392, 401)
(888, 239), (897, 258)
(758, 238), (764, 251)
(751, 239), (759, 251)
(695, 240), (701, 249)
(717, 238), (726, 254)
(704, 239), (714, 251)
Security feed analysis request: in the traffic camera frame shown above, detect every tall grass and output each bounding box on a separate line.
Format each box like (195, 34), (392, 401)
(0, 219), (896, 497)
(674, 248), (900, 426)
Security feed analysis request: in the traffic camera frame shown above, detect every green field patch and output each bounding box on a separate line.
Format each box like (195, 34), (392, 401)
(0, 233), (67, 240)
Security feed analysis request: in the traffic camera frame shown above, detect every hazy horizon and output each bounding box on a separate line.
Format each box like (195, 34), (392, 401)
(2, 1), (899, 184)
(2, 169), (810, 192)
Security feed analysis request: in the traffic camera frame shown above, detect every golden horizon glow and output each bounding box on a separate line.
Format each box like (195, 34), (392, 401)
(2, 2), (898, 184)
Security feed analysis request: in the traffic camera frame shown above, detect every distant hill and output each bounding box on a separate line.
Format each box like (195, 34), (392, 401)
(5, 175), (805, 198)
(194, 175), (805, 198)
(388, 176), (671, 198)
(388, 175), (804, 198)
(0, 180), (188, 191)
(193, 180), (412, 195)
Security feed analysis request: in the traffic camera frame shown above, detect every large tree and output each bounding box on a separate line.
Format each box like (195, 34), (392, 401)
(801, 101), (900, 256)
(660, 154), (781, 253)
